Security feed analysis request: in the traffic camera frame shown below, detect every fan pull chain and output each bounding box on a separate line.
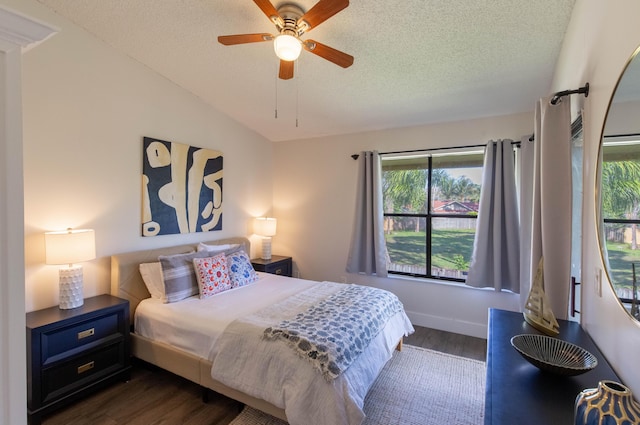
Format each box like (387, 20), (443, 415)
(295, 58), (300, 127)
(274, 65), (278, 119)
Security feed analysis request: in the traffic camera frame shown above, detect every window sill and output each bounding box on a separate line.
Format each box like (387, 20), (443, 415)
(387, 272), (503, 292)
(388, 272), (467, 287)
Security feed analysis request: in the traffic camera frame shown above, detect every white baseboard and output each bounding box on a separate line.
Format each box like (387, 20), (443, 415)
(406, 310), (487, 339)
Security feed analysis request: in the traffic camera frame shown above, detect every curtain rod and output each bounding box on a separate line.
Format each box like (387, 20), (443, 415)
(550, 82), (589, 105)
(350, 84), (589, 160)
(350, 141), (523, 160)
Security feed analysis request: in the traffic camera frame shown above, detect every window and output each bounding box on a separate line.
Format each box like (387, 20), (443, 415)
(601, 138), (640, 316)
(382, 150), (484, 282)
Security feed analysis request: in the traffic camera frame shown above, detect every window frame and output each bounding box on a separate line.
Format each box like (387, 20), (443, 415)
(382, 153), (482, 283)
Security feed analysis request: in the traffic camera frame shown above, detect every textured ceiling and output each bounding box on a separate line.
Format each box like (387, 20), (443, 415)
(36, 0), (577, 142)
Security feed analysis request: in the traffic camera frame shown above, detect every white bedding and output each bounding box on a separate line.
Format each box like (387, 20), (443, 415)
(135, 272), (312, 360)
(134, 272), (414, 425)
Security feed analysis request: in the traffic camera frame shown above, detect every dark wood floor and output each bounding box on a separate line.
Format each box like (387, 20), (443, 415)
(404, 325), (487, 362)
(41, 326), (486, 425)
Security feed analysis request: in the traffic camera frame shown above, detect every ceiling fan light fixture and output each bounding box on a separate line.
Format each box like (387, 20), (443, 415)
(218, 0), (352, 79)
(274, 34), (301, 61)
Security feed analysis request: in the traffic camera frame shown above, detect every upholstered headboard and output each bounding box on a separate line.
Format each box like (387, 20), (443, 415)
(110, 237), (250, 318)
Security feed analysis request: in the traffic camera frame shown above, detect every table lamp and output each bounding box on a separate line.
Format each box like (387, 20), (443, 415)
(254, 217), (277, 260)
(45, 228), (96, 309)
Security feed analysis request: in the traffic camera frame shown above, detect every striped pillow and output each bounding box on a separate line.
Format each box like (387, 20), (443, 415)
(158, 250), (215, 303)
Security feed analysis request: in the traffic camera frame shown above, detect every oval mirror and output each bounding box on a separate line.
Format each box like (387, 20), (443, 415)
(598, 45), (640, 322)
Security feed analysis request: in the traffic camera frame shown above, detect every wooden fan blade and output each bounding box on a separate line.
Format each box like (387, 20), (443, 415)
(299, 0), (349, 32)
(279, 60), (294, 80)
(253, 0), (281, 22)
(303, 40), (354, 68)
(218, 33), (272, 45)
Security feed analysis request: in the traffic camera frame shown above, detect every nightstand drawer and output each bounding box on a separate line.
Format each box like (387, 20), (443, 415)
(41, 342), (124, 405)
(41, 313), (121, 364)
(251, 255), (293, 277)
(267, 262), (291, 276)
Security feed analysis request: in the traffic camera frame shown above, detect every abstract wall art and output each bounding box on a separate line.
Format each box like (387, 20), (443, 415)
(142, 137), (223, 236)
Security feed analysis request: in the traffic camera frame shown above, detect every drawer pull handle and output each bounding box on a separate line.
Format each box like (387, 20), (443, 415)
(275, 269), (282, 275)
(78, 328), (95, 340)
(77, 361), (94, 374)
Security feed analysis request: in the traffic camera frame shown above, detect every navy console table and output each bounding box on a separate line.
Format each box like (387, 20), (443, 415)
(485, 308), (621, 425)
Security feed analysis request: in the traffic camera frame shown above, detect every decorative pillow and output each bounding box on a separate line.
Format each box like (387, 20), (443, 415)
(158, 250), (216, 303)
(197, 242), (240, 252)
(139, 262), (165, 299)
(226, 249), (259, 288)
(193, 253), (233, 298)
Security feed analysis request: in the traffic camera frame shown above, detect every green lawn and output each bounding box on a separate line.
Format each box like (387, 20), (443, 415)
(605, 241), (640, 289)
(385, 229), (475, 271)
(385, 231), (640, 289)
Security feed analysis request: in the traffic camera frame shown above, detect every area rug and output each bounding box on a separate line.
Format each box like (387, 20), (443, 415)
(227, 345), (485, 425)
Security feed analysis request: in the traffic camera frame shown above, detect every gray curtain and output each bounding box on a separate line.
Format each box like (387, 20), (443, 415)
(466, 140), (520, 291)
(528, 97), (572, 320)
(346, 151), (388, 277)
(518, 135), (535, 306)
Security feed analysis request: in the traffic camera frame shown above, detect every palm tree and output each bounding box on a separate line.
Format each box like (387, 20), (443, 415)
(382, 169), (427, 212)
(602, 160), (640, 249)
(382, 169), (427, 232)
(432, 173), (481, 207)
(382, 168), (482, 231)
(433, 175), (456, 201)
(429, 169), (448, 198)
(452, 176), (481, 202)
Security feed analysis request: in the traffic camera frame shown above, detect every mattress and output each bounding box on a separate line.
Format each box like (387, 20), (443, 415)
(134, 272), (315, 360)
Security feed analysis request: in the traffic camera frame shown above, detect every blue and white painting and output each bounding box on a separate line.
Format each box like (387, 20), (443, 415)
(142, 137), (223, 236)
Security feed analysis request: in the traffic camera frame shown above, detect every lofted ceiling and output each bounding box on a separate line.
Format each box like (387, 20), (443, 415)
(36, 0), (577, 142)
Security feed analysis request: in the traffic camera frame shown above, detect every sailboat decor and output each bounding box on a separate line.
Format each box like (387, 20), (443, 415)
(523, 257), (560, 336)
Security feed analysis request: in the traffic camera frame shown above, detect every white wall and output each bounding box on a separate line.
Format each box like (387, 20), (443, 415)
(0, 4), (58, 423)
(552, 0), (640, 395)
(8, 0), (274, 312)
(273, 113), (532, 338)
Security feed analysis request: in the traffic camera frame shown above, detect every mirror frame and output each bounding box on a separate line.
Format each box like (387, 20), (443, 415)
(596, 44), (640, 322)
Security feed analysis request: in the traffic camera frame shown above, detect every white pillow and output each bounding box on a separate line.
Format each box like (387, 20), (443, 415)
(197, 242), (240, 252)
(139, 262), (165, 299)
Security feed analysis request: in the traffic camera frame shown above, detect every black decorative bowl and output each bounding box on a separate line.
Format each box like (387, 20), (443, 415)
(510, 334), (598, 376)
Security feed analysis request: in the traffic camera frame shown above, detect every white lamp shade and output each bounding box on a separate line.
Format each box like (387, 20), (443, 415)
(274, 34), (301, 61)
(45, 229), (96, 265)
(254, 217), (277, 237)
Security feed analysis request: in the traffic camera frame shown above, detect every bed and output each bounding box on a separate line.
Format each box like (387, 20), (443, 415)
(111, 237), (414, 425)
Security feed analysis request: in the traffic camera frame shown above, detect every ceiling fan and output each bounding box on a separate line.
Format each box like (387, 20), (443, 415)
(218, 0), (354, 80)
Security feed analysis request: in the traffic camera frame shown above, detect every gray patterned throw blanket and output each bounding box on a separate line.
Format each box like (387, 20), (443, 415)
(264, 284), (404, 381)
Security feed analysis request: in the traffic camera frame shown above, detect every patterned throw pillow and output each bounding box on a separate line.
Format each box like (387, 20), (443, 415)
(193, 253), (233, 299)
(227, 249), (259, 287)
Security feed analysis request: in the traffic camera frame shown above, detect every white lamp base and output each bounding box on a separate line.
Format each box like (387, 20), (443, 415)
(261, 237), (272, 260)
(59, 265), (84, 309)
